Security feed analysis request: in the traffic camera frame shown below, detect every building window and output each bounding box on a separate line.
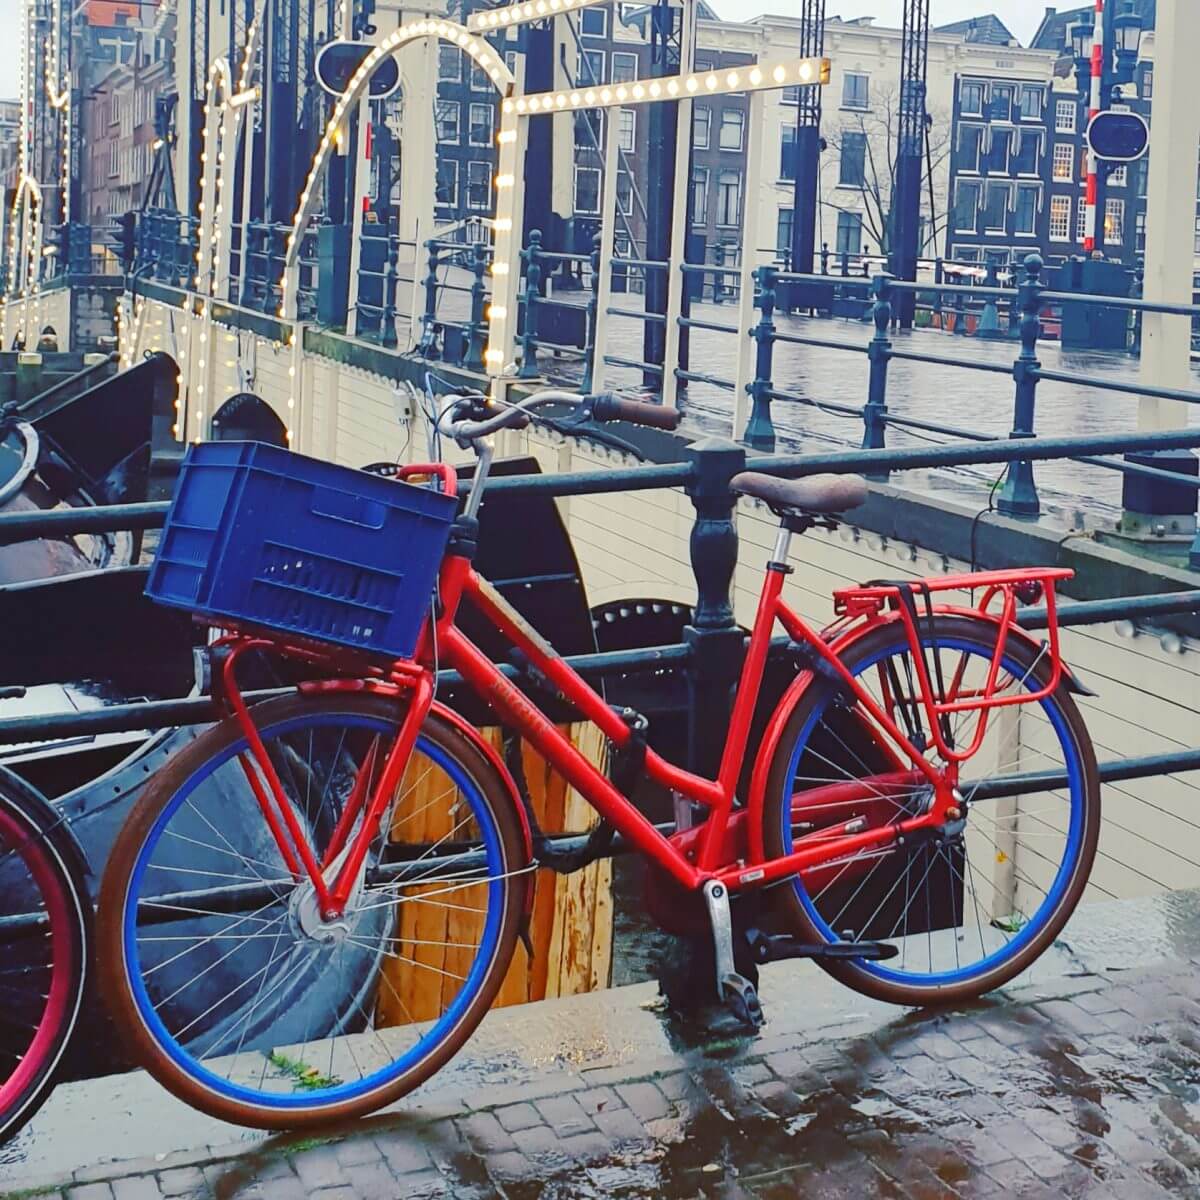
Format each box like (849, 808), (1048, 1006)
(581, 7), (606, 36)
(1049, 195), (1071, 241)
(1055, 99), (1076, 133)
(716, 170), (742, 226)
(1142, 66), (1154, 99)
(1105, 198), (1125, 242)
(1012, 130), (1040, 175)
(439, 45), (461, 82)
(692, 167), (708, 224)
(1135, 158), (1149, 198)
(505, 50), (519, 77)
(693, 106), (711, 149)
(990, 84), (1014, 122)
(578, 49), (605, 85)
(574, 165), (601, 214)
(1108, 164), (1127, 188)
(1019, 85), (1044, 121)
(954, 180), (980, 232)
(842, 73), (869, 109)
(469, 103), (493, 146)
(984, 182), (1010, 232)
(839, 130), (866, 186)
(719, 109), (745, 151)
(1076, 198), (1089, 243)
(781, 86), (800, 105)
(576, 108), (603, 144)
(958, 124), (983, 173)
(617, 109), (636, 152)
(466, 161), (491, 210)
(436, 160), (458, 208)
(1193, 215), (1200, 254)
(1052, 142), (1073, 182)
(612, 52), (638, 84)
(1014, 184), (1039, 235)
(616, 170), (633, 215)
(470, 61), (490, 90)
(1136, 211), (1147, 253)
(961, 81), (984, 116)
(835, 210), (862, 255)
(777, 207), (794, 255)
(984, 128), (1011, 174)
(436, 101), (461, 143)
(780, 125), (797, 180)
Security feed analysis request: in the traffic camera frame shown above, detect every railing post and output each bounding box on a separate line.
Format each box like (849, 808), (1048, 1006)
(581, 232), (602, 393)
(420, 239), (440, 355)
(712, 243), (726, 306)
(518, 229), (542, 379)
(381, 236), (400, 350)
(1130, 256), (1145, 357)
(820, 243), (830, 275)
(955, 282), (967, 336)
(840, 251), (849, 278)
(978, 258), (1001, 338)
(684, 438), (746, 777)
(996, 253), (1044, 518)
(863, 272), (892, 482)
(743, 265), (777, 452)
(463, 243), (488, 372)
(933, 256), (944, 326)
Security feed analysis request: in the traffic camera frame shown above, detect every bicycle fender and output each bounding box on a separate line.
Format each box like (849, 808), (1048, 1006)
(429, 701), (537, 874)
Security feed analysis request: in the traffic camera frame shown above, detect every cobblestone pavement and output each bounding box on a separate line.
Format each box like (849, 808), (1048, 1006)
(12, 937), (1200, 1200)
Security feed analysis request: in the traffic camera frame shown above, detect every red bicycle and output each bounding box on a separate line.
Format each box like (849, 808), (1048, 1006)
(97, 388), (1099, 1130)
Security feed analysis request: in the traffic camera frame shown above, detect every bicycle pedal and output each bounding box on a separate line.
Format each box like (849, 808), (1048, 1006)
(720, 972), (764, 1028)
(746, 930), (899, 964)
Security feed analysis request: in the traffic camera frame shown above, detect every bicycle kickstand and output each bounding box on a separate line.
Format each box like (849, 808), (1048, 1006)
(702, 880), (764, 1029)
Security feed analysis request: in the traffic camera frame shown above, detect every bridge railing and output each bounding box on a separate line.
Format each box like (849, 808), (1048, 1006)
(0, 433), (1197, 868)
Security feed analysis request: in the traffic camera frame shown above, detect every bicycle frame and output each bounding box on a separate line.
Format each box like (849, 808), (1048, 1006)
(215, 520), (1073, 917)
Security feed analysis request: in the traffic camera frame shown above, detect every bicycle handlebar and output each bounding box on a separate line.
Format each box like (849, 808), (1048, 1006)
(591, 394), (682, 430)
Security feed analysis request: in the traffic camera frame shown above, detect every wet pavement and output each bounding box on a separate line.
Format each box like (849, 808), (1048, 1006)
(9, 888), (1200, 1198)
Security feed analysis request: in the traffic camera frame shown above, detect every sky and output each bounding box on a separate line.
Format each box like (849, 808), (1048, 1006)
(0, 0), (1054, 99)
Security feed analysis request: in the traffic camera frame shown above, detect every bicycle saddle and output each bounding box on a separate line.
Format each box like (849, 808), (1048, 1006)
(730, 471), (868, 515)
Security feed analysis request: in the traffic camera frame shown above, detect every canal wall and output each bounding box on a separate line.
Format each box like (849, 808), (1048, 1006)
(129, 284), (1200, 912)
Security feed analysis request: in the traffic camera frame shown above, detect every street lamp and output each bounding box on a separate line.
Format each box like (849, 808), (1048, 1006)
(1071, 15), (1095, 99)
(1112, 0), (1144, 86)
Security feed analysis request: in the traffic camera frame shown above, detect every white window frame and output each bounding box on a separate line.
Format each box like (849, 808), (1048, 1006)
(693, 106), (711, 150)
(466, 160), (491, 211)
(958, 123), (983, 174)
(1014, 183), (1040, 236)
(438, 45), (461, 82)
(580, 7), (607, 37)
(961, 80), (984, 117)
(618, 108), (636, 153)
(1052, 142), (1073, 183)
(1049, 195), (1071, 241)
(1013, 130), (1042, 177)
(1019, 85), (1044, 121)
(1076, 197), (1089, 242)
(1105, 197), (1125, 242)
(715, 169), (742, 227)
(1055, 99), (1076, 134)
(468, 102), (493, 146)
(1108, 164), (1127, 188)
(616, 169), (633, 215)
(436, 159), (459, 209)
(436, 100), (461, 144)
(842, 72), (869, 110)
(573, 164), (601, 215)
(578, 48), (605, 86)
(984, 181), (1011, 233)
(692, 166), (708, 225)
(612, 52), (638, 84)
(718, 108), (745, 151)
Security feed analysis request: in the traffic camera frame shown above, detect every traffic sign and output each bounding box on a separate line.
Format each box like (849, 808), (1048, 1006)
(315, 40), (400, 99)
(1085, 110), (1149, 162)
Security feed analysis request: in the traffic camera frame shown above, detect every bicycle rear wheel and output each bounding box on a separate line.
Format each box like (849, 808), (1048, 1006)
(0, 769), (90, 1143)
(98, 693), (530, 1130)
(761, 614), (1099, 1006)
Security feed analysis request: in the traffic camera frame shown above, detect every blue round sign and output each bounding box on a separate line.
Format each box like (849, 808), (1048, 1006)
(1085, 110), (1149, 163)
(315, 41), (401, 99)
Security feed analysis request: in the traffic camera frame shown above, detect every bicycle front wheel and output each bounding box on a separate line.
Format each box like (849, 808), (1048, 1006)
(97, 693), (530, 1130)
(762, 614), (1099, 1007)
(0, 769), (90, 1143)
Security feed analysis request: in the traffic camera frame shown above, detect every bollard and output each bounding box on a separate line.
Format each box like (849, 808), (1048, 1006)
(464, 242), (488, 372)
(863, 273), (892, 482)
(996, 254), (1044, 518)
(420, 239), (440, 356)
(683, 438), (746, 778)
(820, 243), (830, 275)
(382, 236), (400, 350)
(581, 233), (602, 393)
(743, 265), (777, 452)
(517, 229), (543, 380)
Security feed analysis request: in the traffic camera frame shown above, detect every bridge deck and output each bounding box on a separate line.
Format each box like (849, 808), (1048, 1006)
(6, 886), (1200, 1199)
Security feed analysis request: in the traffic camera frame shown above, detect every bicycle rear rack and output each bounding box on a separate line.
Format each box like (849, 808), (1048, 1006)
(831, 568), (1074, 764)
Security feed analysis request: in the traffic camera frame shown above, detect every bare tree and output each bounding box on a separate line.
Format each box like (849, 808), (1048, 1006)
(818, 87), (953, 258)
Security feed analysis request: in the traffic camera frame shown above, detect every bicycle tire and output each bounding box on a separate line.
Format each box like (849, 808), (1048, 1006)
(0, 768), (90, 1143)
(97, 692), (530, 1130)
(761, 614), (1100, 1007)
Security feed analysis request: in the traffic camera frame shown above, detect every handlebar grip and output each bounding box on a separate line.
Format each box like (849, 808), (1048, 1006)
(590, 394), (682, 431)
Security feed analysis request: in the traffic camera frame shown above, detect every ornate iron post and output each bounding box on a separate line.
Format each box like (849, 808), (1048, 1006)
(464, 243), (488, 373)
(518, 229), (543, 380)
(863, 272), (892, 481)
(421, 239), (441, 356)
(1130, 256), (1144, 356)
(891, 0), (930, 329)
(743, 265), (777, 452)
(581, 233), (602, 393)
(997, 254), (1044, 518)
(684, 438), (746, 777)
(789, 0), (826, 285)
(381, 236), (399, 350)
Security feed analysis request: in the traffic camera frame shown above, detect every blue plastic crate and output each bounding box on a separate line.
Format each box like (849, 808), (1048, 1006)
(147, 441), (459, 659)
